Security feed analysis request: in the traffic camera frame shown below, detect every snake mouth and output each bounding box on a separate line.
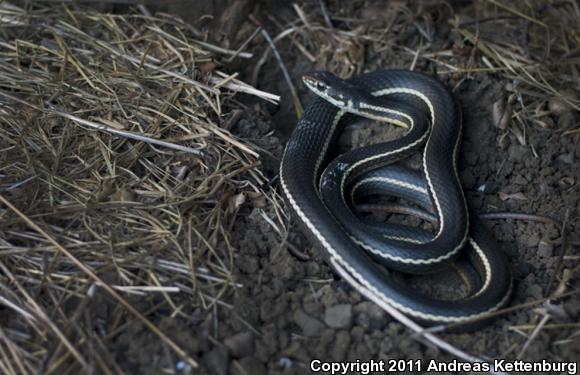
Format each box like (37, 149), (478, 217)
(302, 73), (330, 95)
(302, 74), (316, 86)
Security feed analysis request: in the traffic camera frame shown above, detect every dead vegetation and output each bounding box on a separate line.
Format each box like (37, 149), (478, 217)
(0, 2), (283, 373)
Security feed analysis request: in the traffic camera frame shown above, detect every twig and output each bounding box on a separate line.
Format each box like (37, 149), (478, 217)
(547, 209), (571, 295)
(516, 313), (550, 359)
(226, 26), (263, 62)
(249, 15), (303, 118)
(318, 0), (334, 29)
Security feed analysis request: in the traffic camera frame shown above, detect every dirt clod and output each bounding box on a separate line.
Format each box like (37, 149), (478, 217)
(324, 304), (354, 329)
(293, 309), (325, 337)
(225, 332), (255, 358)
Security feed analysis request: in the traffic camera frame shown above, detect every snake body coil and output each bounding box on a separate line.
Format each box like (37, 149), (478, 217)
(280, 70), (512, 327)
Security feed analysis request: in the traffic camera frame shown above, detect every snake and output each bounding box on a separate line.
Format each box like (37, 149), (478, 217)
(279, 69), (512, 327)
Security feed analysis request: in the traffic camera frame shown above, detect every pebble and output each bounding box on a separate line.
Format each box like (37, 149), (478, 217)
(477, 182), (497, 194)
(305, 261), (320, 276)
(353, 301), (389, 330)
(324, 304), (353, 329)
(224, 332), (254, 358)
(237, 256), (258, 274)
(526, 233), (540, 247)
(231, 357), (267, 375)
(303, 297), (323, 316)
(527, 284), (543, 299)
(319, 329), (335, 348)
(557, 152), (574, 164)
(560, 136), (571, 145)
(379, 336), (394, 354)
(350, 326), (365, 341)
(260, 296), (287, 321)
(330, 330), (351, 361)
(540, 166), (554, 176)
(513, 174), (528, 185)
(293, 309), (324, 336)
(563, 299), (580, 319)
(537, 181), (553, 195)
(203, 347), (229, 375)
(508, 145), (527, 162)
(538, 239), (554, 258)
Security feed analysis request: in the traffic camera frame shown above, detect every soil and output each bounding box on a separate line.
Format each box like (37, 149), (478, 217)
(52, 1), (579, 374)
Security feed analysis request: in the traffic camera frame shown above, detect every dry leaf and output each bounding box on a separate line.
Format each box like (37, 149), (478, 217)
(230, 193), (246, 210)
(492, 92), (515, 131)
(200, 61), (217, 74)
(498, 191), (527, 201)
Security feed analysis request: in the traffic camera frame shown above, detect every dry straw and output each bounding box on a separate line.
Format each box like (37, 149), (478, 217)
(0, 2), (284, 372)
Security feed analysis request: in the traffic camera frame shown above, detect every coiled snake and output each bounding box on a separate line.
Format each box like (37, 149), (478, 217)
(280, 70), (512, 327)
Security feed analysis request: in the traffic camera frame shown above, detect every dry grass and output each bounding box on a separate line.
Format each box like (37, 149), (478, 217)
(0, 2), (284, 373)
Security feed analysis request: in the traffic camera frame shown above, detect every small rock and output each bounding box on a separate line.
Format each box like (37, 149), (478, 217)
(540, 166), (554, 176)
(293, 309), (324, 336)
(563, 299), (580, 319)
(526, 233), (540, 248)
(330, 330), (351, 361)
(560, 136), (571, 145)
(224, 332), (254, 358)
(557, 152), (574, 164)
(538, 239), (554, 258)
(508, 145), (527, 162)
(537, 181), (553, 195)
(231, 357), (267, 375)
(527, 284), (543, 299)
(350, 326), (365, 341)
(303, 297), (323, 316)
(278, 357), (294, 370)
(513, 174), (528, 185)
(237, 256), (258, 274)
(319, 329), (335, 348)
(324, 304), (353, 329)
(354, 310), (371, 329)
(320, 289), (339, 308)
(477, 182), (497, 194)
(305, 261), (320, 276)
(203, 347), (229, 375)
(260, 296), (287, 321)
(354, 301), (389, 330)
(379, 336), (394, 354)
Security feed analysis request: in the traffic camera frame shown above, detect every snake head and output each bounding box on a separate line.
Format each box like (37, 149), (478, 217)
(302, 71), (336, 94)
(303, 71), (358, 109)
